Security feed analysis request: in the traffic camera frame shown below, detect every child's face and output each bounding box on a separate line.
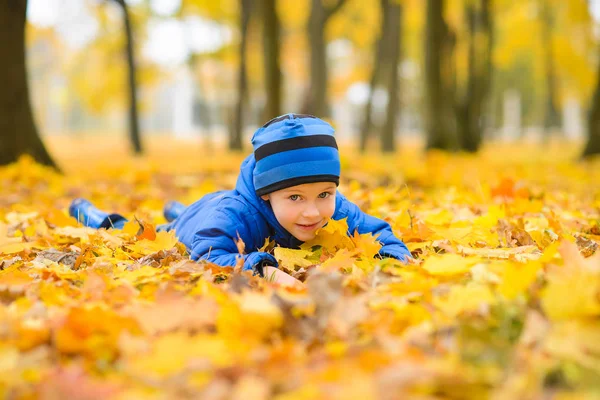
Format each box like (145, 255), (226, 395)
(261, 181), (337, 241)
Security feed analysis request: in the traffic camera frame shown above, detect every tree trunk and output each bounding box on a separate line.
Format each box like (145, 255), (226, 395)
(304, 0), (328, 117)
(262, 0), (281, 120)
(381, 0), (402, 153)
(230, 0), (252, 151)
(424, 0), (456, 150)
(540, 0), (560, 138)
(113, 0), (143, 155)
(0, 0), (58, 168)
(457, 4), (479, 152)
(481, 0), (494, 142)
(582, 43), (600, 158)
(456, 0), (493, 152)
(303, 0), (347, 117)
(360, 2), (387, 152)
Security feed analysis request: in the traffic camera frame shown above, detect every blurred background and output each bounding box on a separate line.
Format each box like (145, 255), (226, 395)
(2, 0), (600, 169)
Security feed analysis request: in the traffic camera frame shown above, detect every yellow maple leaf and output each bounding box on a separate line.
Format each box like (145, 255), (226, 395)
(126, 333), (234, 378)
(259, 237), (276, 253)
(115, 265), (163, 285)
(0, 268), (33, 293)
(122, 220), (140, 237)
(351, 230), (382, 259)
(429, 225), (473, 244)
(320, 249), (355, 272)
(540, 241), (600, 320)
(54, 226), (96, 243)
(43, 209), (78, 228)
(422, 253), (480, 276)
(0, 223), (34, 255)
(273, 247), (313, 272)
(434, 283), (496, 317)
(217, 292), (283, 341)
(474, 205), (506, 228)
(541, 270), (600, 320)
(424, 209), (454, 226)
(301, 218), (355, 253)
(539, 240), (560, 262)
(498, 261), (543, 300)
(126, 230), (179, 255)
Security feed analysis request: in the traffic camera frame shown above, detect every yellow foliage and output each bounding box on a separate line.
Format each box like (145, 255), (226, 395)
(126, 332), (234, 378)
(434, 283), (497, 318)
(274, 247), (313, 272)
(301, 218), (355, 254)
(126, 230), (179, 255)
(541, 269), (600, 320)
(351, 230), (382, 260)
(422, 253), (480, 276)
(498, 261), (542, 300)
(217, 291), (283, 341)
(0, 224), (34, 255)
(0, 143), (599, 397)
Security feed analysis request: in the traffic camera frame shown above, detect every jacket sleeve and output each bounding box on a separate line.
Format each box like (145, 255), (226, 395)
(339, 193), (411, 263)
(188, 207), (278, 273)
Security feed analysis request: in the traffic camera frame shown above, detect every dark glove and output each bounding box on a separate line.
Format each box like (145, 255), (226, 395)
(252, 259), (275, 277)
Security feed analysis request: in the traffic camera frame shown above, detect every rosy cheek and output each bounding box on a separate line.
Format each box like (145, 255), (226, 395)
(325, 201), (335, 217)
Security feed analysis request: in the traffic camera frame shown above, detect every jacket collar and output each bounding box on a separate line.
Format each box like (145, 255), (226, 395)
(235, 154), (301, 248)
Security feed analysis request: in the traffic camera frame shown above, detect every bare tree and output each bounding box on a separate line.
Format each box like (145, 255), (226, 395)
(380, 0), (402, 153)
(582, 44), (600, 157)
(230, 0), (252, 151)
(360, 0), (403, 153)
(456, 0), (494, 152)
(112, 0), (143, 154)
(0, 0), (58, 168)
(262, 0), (282, 120)
(302, 0), (348, 117)
(424, 0), (457, 150)
(540, 0), (561, 139)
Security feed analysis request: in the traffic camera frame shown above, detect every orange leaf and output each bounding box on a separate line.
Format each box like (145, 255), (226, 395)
(134, 217), (156, 240)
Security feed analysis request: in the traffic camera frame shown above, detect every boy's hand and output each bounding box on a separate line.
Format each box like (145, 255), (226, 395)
(263, 266), (304, 288)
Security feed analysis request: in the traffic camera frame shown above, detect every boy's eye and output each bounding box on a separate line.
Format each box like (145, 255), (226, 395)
(289, 194), (301, 201)
(318, 192), (331, 199)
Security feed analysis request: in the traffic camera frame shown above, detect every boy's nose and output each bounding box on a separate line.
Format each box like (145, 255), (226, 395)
(302, 203), (320, 218)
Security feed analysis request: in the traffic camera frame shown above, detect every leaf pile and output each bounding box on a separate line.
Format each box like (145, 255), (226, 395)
(0, 151), (599, 399)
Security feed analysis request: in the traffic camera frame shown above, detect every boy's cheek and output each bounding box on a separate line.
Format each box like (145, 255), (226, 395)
(325, 201), (336, 218)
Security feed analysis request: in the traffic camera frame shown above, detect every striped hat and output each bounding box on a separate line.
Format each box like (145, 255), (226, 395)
(252, 114), (340, 196)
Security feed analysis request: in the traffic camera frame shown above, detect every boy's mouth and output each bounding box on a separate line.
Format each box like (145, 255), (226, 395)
(296, 221), (321, 231)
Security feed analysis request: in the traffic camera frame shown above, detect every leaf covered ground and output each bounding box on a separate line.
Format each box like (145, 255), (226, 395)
(0, 141), (599, 399)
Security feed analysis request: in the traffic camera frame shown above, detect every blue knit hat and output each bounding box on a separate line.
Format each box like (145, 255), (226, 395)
(252, 114), (340, 196)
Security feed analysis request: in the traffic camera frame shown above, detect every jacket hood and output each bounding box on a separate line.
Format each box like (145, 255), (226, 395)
(235, 154), (302, 248)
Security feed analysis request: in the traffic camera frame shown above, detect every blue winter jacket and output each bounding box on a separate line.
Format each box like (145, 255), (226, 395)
(169, 154), (411, 271)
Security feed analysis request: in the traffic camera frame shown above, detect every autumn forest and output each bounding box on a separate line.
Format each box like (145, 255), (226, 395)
(0, 0), (599, 398)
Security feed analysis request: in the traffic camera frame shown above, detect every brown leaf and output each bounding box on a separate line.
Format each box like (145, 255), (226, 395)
(576, 236), (599, 258)
(34, 249), (79, 268)
(168, 260), (207, 276)
(497, 219), (537, 248)
(0, 256), (21, 270)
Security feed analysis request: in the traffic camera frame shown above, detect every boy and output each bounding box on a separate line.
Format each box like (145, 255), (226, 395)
(71, 114), (411, 278)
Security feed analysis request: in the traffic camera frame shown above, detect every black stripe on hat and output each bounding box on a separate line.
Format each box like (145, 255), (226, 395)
(261, 114), (317, 128)
(254, 135), (338, 162)
(256, 175), (339, 196)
